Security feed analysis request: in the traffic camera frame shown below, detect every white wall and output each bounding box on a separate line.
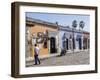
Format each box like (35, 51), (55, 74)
(0, 0), (100, 80)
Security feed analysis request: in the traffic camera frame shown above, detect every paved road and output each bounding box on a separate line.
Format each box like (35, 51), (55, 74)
(26, 50), (89, 67)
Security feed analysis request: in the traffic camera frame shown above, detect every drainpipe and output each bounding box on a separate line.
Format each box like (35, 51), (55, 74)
(82, 29), (84, 51)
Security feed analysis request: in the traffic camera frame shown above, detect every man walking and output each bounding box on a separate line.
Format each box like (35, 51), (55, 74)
(34, 44), (41, 65)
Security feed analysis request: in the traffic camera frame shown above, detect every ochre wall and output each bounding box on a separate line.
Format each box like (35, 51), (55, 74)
(27, 23), (57, 57)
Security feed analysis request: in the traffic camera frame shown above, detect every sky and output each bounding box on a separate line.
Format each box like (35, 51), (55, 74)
(26, 12), (90, 32)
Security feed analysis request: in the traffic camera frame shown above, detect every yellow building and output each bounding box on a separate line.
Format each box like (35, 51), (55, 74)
(26, 17), (59, 60)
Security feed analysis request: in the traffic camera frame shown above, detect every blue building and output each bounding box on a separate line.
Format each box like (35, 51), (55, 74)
(58, 26), (89, 53)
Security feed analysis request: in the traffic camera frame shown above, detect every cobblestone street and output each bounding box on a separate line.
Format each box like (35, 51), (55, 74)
(26, 50), (89, 67)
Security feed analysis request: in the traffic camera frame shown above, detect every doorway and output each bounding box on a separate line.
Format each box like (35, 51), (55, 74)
(63, 39), (68, 50)
(79, 38), (82, 50)
(50, 37), (56, 53)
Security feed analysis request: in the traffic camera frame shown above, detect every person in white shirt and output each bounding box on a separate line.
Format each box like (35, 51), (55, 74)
(34, 44), (41, 65)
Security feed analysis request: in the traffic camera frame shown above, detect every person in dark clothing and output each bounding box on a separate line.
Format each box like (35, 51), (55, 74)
(60, 48), (66, 56)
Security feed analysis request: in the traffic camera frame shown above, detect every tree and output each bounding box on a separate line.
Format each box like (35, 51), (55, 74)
(72, 20), (78, 51)
(79, 21), (85, 50)
(79, 21), (85, 30)
(72, 20), (78, 29)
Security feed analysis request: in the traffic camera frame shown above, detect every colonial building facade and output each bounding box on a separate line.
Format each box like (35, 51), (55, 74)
(58, 26), (90, 53)
(26, 17), (59, 60)
(26, 17), (90, 61)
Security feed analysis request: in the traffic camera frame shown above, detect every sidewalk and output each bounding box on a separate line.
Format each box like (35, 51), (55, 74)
(26, 49), (89, 61)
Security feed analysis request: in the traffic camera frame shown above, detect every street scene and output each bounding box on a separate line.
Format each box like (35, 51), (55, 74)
(25, 12), (90, 67)
(26, 50), (89, 67)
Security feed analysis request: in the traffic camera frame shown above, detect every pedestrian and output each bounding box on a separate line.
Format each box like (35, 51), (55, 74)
(34, 44), (41, 65)
(59, 48), (66, 56)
